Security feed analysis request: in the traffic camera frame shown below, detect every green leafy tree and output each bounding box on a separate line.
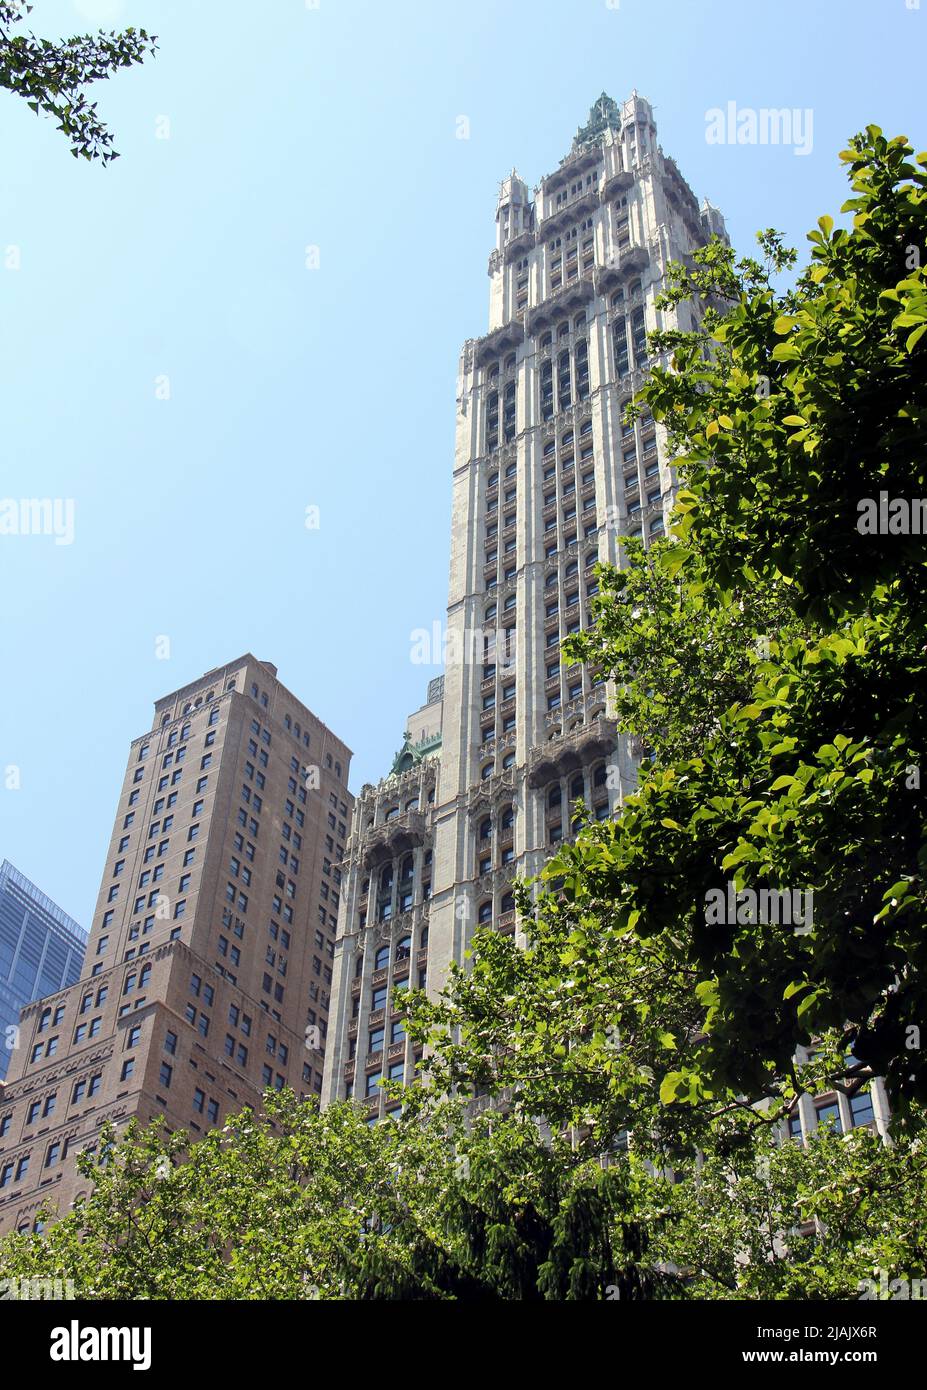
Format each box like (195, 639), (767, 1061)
(0, 1091), (668, 1300)
(551, 127), (927, 1118)
(0, 1), (155, 163)
(643, 1120), (927, 1299)
(3, 1086), (924, 1301)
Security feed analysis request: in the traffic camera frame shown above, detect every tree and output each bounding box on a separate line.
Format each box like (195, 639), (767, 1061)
(0, 1091), (668, 1300)
(0, 1), (155, 163)
(643, 1120), (927, 1299)
(550, 127), (927, 1118)
(2, 1085), (924, 1301)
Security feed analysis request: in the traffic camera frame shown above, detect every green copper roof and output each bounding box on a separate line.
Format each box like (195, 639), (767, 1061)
(572, 92), (623, 151)
(390, 728), (442, 775)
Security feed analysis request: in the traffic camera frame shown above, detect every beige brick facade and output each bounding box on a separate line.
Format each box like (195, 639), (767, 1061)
(0, 656), (351, 1234)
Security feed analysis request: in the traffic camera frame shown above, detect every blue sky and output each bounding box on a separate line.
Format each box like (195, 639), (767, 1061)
(0, 0), (922, 925)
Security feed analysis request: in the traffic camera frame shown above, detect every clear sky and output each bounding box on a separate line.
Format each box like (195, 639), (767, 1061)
(0, 0), (922, 926)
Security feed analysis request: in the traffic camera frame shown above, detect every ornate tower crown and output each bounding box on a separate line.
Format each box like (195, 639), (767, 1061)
(571, 92), (623, 152)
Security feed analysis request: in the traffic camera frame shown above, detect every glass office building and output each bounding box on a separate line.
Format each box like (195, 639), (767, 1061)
(0, 860), (86, 1081)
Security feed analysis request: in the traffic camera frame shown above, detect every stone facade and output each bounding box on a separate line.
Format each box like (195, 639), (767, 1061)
(323, 685), (442, 1120)
(0, 655), (351, 1234)
(323, 93), (727, 1111)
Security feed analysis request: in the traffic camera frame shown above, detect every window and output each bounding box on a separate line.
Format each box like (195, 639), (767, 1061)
(850, 1091), (875, 1128)
(120, 1059), (135, 1082)
(815, 1100), (843, 1133)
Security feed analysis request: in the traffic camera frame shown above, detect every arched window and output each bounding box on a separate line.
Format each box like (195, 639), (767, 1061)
(501, 892), (515, 913)
(478, 901), (492, 923)
(545, 571), (558, 588)
(540, 331), (552, 349)
(400, 855), (414, 883)
(485, 603), (497, 623)
(575, 340), (589, 400)
(479, 817), (492, 841)
(570, 774), (585, 800)
(574, 311), (586, 329)
(500, 805), (514, 832)
(384, 806), (399, 822)
(593, 762), (608, 788)
(548, 785), (562, 809)
(404, 798), (419, 812)
(503, 381), (516, 442)
(375, 945), (390, 970)
(504, 353), (516, 372)
(502, 752), (515, 769)
(380, 864), (393, 891)
(481, 763), (493, 781)
(558, 350), (571, 410)
(335, 761), (342, 778)
(540, 358), (553, 420)
(325, 754), (333, 768)
(354, 954), (364, 978)
(396, 936), (412, 960)
(486, 389), (499, 450)
(420, 925), (429, 948)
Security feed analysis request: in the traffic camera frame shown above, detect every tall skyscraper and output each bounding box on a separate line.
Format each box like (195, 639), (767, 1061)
(323, 93), (728, 1115)
(0, 862), (86, 1083)
(0, 656), (351, 1235)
